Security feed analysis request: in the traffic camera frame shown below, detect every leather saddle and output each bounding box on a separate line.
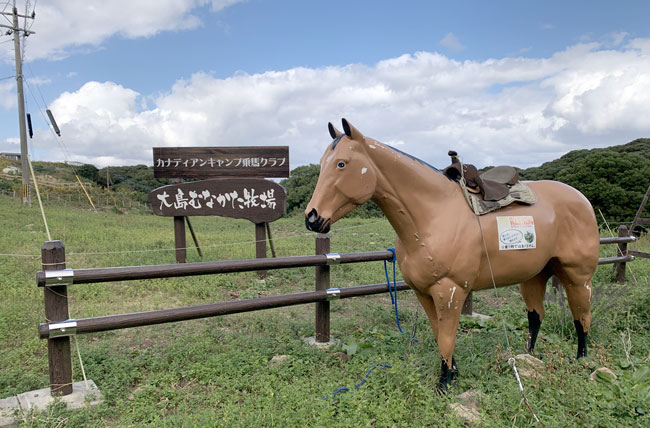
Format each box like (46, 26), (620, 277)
(443, 151), (519, 201)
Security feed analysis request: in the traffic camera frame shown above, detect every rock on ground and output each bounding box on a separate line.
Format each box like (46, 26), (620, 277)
(513, 354), (545, 379)
(269, 355), (291, 367)
(447, 390), (485, 426)
(590, 367), (617, 381)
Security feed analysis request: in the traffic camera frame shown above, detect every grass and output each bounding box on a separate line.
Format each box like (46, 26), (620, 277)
(1, 194), (649, 427)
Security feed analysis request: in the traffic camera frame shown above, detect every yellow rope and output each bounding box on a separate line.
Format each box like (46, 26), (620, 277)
(74, 174), (97, 212)
(27, 155), (52, 241)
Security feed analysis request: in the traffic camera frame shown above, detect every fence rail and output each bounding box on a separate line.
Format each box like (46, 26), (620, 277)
(36, 250), (394, 286)
(38, 281), (409, 339)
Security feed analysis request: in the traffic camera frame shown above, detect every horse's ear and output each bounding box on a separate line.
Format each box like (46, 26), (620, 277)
(341, 118), (364, 141)
(328, 122), (342, 139)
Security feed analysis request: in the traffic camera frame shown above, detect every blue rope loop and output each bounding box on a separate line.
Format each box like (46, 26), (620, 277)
(384, 249), (418, 343)
(325, 363), (393, 400)
(323, 248), (416, 402)
(386, 247), (397, 263)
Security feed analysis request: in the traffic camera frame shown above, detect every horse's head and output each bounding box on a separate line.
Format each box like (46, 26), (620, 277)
(305, 119), (378, 233)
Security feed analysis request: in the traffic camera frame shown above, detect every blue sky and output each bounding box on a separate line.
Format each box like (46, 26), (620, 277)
(1, 0), (649, 169)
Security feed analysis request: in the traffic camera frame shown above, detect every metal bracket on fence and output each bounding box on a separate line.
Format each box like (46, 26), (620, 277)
(44, 269), (74, 286)
(326, 288), (341, 300)
(325, 253), (341, 265)
(48, 320), (77, 338)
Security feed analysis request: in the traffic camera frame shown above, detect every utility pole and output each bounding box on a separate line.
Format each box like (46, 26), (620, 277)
(1, 2), (35, 205)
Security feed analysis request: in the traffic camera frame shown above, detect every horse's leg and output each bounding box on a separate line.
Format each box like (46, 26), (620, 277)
(520, 267), (552, 352)
(414, 290), (439, 341)
(415, 290), (458, 389)
(554, 265), (593, 358)
(429, 278), (467, 391)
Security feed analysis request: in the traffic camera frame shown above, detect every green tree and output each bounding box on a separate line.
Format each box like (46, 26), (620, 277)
(280, 164), (321, 214)
(76, 164), (99, 182)
(555, 151), (650, 222)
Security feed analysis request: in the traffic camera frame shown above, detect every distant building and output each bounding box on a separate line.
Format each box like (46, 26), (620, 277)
(0, 152), (21, 161)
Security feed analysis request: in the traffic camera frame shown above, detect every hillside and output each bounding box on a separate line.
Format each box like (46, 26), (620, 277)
(2, 138), (648, 222)
(518, 139), (650, 222)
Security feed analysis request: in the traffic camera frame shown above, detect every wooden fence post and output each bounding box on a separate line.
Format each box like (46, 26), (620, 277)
(174, 216), (187, 263)
(255, 223), (267, 277)
(616, 225), (629, 283)
(42, 241), (73, 396)
(315, 233), (330, 343)
(461, 291), (473, 315)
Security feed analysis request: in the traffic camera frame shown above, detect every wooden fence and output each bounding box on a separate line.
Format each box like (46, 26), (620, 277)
(36, 231), (639, 396)
(0, 189), (149, 209)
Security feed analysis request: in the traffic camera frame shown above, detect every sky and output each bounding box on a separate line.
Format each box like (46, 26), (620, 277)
(1, 0), (649, 171)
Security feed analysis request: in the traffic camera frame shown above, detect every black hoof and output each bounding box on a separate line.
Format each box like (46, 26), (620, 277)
(574, 320), (588, 359)
(526, 310), (541, 352)
(438, 357), (458, 393)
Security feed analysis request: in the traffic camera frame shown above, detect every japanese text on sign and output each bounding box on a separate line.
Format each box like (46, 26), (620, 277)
(156, 187), (277, 212)
(155, 157), (286, 169)
(497, 216), (537, 250)
(148, 178), (287, 223)
(153, 146), (290, 179)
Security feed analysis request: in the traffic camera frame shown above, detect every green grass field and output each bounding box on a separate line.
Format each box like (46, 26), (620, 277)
(1, 195), (649, 427)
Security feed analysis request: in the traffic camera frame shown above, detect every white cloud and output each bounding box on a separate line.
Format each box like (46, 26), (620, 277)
(0, 0), (245, 62)
(0, 80), (16, 109)
(605, 31), (629, 47)
(30, 38), (650, 170)
(439, 33), (466, 52)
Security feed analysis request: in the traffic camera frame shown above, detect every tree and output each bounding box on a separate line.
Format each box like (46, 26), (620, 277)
(280, 164), (321, 215)
(77, 163), (99, 182)
(555, 151), (650, 222)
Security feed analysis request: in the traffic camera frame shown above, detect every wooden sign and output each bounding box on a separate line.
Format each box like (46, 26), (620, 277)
(153, 146), (289, 179)
(149, 178), (286, 223)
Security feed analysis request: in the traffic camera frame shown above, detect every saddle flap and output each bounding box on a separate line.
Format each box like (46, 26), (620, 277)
(477, 178), (510, 201)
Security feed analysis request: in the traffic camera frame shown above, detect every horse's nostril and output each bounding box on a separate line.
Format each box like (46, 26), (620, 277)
(307, 208), (318, 223)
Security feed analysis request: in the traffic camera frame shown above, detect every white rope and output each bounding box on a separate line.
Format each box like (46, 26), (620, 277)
(509, 358), (544, 426)
(74, 336), (89, 390)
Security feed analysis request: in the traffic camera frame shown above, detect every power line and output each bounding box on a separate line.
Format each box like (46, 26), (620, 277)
(25, 62), (47, 106)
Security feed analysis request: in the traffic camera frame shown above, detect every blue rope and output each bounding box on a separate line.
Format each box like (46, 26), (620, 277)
(322, 249), (416, 402)
(384, 248), (418, 343)
(325, 363), (393, 400)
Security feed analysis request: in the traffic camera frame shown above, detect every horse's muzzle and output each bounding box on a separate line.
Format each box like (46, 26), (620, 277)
(305, 208), (331, 233)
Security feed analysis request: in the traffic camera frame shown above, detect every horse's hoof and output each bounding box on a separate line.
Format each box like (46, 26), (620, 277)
(438, 357), (459, 393)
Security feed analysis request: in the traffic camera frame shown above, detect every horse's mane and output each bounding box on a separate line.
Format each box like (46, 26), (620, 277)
(382, 143), (449, 176)
(329, 135), (453, 180)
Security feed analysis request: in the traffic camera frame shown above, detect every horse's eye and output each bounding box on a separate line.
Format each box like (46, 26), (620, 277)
(336, 161), (346, 169)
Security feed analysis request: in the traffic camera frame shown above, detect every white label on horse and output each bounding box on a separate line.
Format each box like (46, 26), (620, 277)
(496, 216), (536, 250)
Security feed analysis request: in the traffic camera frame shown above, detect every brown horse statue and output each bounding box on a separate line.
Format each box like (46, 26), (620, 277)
(305, 118), (600, 389)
